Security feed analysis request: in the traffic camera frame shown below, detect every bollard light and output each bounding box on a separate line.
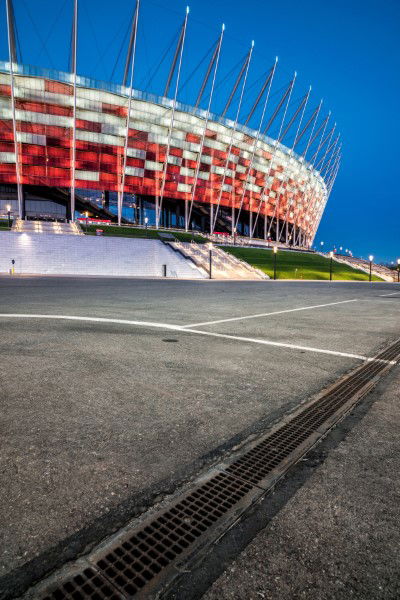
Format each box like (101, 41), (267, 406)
(369, 255), (374, 282)
(208, 242), (213, 279)
(273, 245), (278, 280)
(329, 251), (334, 281)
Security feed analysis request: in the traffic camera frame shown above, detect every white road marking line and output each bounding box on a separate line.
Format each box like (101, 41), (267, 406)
(182, 298), (359, 328)
(379, 292), (399, 297)
(0, 312), (396, 366)
(0, 313), (187, 331)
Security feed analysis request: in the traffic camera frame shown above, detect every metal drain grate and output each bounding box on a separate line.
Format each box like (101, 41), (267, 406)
(225, 340), (400, 486)
(40, 567), (122, 600)
(34, 339), (400, 600)
(88, 472), (255, 597)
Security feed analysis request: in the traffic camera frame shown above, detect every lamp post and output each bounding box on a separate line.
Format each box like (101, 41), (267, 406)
(329, 251), (333, 281)
(397, 259), (400, 283)
(6, 204), (11, 228)
(208, 243), (213, 279)
(320, 241), (324, 251)
(233, 226), (237, 246)
(369, 255), (373, 282)
(144, 216), (149, 237)
(273, 245), (278, 280)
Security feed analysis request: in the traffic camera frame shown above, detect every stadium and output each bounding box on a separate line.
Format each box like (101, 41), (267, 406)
(0, 0), (341, 248)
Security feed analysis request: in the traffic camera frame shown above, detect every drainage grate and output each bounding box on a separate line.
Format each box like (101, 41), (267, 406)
(88, 472), (256, 597)
(225, 339), (400, 487)
(40, 567), (122, 600)
(34, 339), (400, 600)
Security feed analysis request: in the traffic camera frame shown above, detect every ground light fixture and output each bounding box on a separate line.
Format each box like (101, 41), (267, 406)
(329, 251), (334, 281)
(273, 245), (278, 280)
(208, 243), (213, 279)
(369, 255), (374, 282)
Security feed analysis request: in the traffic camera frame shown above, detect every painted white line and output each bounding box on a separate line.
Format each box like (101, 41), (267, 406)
(379, 292), (399, 297)
(0, 312), (396, 366)
(0, 313), (187, 331)
(182, 299), (359, 328)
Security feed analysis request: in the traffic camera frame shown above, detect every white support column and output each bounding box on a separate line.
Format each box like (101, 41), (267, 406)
(187, 24), (224, 231)
(255, 73), (296, 241)
(211, 41), (254, 234)
(157, 6), (189, 229)
(70, 0), (78, 222)
(291, 102), (325, 246)
(6, 0), (23, 219)
(119, 0), (140, 226)
(301, 127), (337, 242)
(276, 86), (311, 243)
(234, 57), (278, 233)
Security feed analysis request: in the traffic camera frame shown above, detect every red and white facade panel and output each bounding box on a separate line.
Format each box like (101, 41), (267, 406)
(0, 70), (327, 240)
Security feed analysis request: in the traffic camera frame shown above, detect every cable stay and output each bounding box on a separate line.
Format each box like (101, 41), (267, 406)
(6, 0), (18, 63)
(278, 92), (308, 143)
(195, 36), (220, 108)
(263, 77), (295, 135)
(164, 15), (187, 98)
(293, 104), (320, 150)
(244, 64), (275, 126)
(221, 47), (252, 118)
(306, 113), (330, 152)
(311, 125), (335, 163)
(123, 2), (139, 86)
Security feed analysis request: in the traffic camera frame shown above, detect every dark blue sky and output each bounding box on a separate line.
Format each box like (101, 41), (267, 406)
(1, 0), (399, 262)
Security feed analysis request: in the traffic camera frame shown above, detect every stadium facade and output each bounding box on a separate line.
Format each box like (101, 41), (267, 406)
(0, 0), (341, 247)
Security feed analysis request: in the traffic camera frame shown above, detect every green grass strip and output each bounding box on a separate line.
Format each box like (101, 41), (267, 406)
(221, 246), (383, 281)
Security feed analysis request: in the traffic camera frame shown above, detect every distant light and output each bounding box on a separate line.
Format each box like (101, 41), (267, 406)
(144, 217), (149, 224)
(339, 246), (343, 251)
(369, 255), (374, 262)
(329, 251), (333, 258)
(6, 204), (11, 211)
(397, 258), (400, 265)
(273, 246), (278, 254)
(208, 242), (213, 249)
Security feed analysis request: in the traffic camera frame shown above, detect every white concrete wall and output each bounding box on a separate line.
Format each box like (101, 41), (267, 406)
(0, 232), (204, 278)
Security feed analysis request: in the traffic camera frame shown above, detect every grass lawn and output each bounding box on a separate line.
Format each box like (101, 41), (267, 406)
(82, 224), (207, 243)
(222, 246), (383, 281)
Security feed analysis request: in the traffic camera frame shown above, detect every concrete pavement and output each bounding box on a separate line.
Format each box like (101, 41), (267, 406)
(0, 277), (398, 598)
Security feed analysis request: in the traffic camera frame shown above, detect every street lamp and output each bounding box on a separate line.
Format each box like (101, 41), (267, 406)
(6, 204), (11, 228)
(397, 259), (400, 283)
(369, 255), (374, 282)
(320, 241), (324, 251)
(233, 226), (237, 246)
(208, 243), (213, 279)
(329, 251), (333, 281)
(144, 216), (149, 237)
(273, 245), (278, 280)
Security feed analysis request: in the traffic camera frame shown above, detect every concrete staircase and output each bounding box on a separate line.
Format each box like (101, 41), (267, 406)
(12, 219), (83, 236)
(169, 242), (268, 280)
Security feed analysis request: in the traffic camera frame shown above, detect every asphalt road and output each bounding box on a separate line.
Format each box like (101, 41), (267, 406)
(0, 277), (399, 597)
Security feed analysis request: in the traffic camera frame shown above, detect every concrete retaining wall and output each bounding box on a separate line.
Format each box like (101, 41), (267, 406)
(0, 232), (204, 278)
